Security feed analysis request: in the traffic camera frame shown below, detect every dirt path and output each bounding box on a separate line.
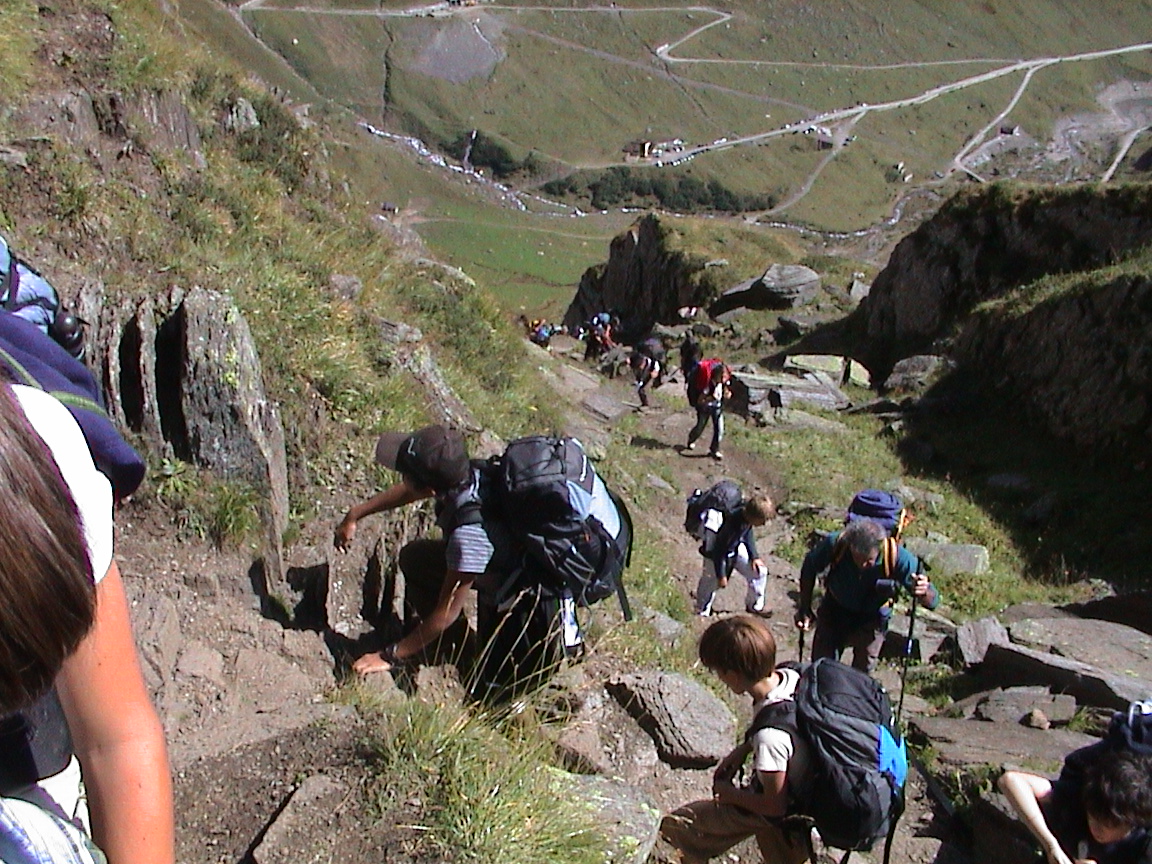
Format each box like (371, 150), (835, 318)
(543, 336), (960, 863)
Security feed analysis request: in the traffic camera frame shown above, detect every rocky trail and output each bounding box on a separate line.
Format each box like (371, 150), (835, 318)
(118, 329), (1151, 864)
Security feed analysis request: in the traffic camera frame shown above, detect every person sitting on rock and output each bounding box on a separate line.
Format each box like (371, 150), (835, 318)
(999, 749), (1152, 864)
(794, 518), (939, 673)
(659, 616), (812, 864)
(692, 492), (775, 617)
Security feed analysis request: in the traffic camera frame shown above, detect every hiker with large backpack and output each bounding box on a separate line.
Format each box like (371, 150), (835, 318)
(684, 480), (775, 616)
(630, 337), (666, 408)
(334, 426), (632, 701)
(659, 616), (814, 864)
(999, 701), (1152, 864)
(795, 494), (939, 672)
(683, 356), (730, 460)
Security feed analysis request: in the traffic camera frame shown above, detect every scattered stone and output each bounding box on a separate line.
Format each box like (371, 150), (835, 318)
(983, 641), (1151, 710)
(775, 314), (825, 342)
(1023, 709), (1051, 729)
(642, 608), (686, 646)
(903, 540), (989, 575)
(1007, 618), (1152, 683)
(222, 97), (260, 133)
(783, 354), (846, 377)
(550, 771), (662, 864)
(728, 369), (849, 420)
(910, 715), (1096, 771)
(327, 274), (363, 302)
(882, 355), (948, 394)
(973, 688), (1076, 725)
(645, 473), (676, 493)
(606, 672), (735, 768)
(949, 616), (1009, 667)
(176, 641), (226, 688)
(848, 278), (871, 303)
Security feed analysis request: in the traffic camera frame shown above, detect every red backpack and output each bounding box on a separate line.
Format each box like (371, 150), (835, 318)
(689, 358), (727, 402)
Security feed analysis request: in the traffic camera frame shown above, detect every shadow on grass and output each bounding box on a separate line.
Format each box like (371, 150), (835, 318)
(895, 372), (1151, 590)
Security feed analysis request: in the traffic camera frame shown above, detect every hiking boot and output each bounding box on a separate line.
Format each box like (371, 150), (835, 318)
(710, 450), (723, 461)
(747, 599), (768, 615)
(684, 441), (696, 451)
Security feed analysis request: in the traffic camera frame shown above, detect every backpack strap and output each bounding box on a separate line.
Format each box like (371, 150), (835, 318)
(744, 698), (798, 744)
(1, 254), (15, 311)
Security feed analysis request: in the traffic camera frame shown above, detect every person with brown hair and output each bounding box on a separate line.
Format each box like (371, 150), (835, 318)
(0, 383), (174, 864)
(660, 615), (812, 863)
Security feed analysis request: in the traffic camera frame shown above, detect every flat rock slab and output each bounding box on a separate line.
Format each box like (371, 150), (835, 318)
(973, 688), (1077, 725)
(983, 642), (1151, 710)
(606, 672), (735, 768)
(252, 774), (345, 864)
(903, 540), (989, 575)
(910, 716), (1096, 772)
(1008, 617), (1152, 679)
(551, 771), (662, 864)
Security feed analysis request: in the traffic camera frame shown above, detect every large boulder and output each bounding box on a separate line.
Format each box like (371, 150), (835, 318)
(606, 672), (736, 768)
(710, 264), (821, 314)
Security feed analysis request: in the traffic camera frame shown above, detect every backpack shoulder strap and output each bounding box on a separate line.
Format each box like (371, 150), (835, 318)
(881, 537), (899, 579)
(745, 699), (798, 743)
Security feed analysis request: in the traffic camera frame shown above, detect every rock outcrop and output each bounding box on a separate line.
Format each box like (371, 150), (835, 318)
(802, 183), (1152, 461)
(564, 214), (731, 334)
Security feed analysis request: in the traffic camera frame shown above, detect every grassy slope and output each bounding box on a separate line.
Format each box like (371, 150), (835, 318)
(238, 0), (1152, 231)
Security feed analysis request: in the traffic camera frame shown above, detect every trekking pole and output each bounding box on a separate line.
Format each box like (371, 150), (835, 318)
(896, 592), (918, 724)
(797, 626), (806, 664)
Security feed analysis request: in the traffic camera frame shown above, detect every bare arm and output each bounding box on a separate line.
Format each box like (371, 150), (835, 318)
(998, 771), (1073, 864)
(334, 479), (431, 551)
(713, 766), (788, 818)
(57, 561), (175, 864)
(352, 569), (475, 675)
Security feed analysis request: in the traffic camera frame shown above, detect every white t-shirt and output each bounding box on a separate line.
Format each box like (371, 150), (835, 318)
(751, 667), (812, 803)
(11, 386), (113, 582)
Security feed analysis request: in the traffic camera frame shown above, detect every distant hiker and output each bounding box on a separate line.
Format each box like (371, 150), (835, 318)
(768, 387), (784, 419)
(659, 616), (812, 864)
(584, 312), (616, 361)
(679, 334), (701, 381)
(684, 356), (730, 460)
(685, 481), (774, 616)
(999, 703), (1152, 864)
(630, 337), (666, 408)
(794, 518), (939, 672)
(335, 426), (631, 701)
(529, 320), (554, 349)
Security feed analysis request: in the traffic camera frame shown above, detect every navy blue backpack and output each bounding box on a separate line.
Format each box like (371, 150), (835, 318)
(747, 658), (908, 864)
(846, 489), (909, 539)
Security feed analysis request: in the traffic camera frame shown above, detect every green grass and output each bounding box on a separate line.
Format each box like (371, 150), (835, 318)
(230, 0), (1152, 231)
(728, 407), (1089, 620)
(362, 699), (605, 864)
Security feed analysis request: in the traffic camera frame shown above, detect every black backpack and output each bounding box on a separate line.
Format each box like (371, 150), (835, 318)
(684, 479), (742, 536)
(747, 659), (908, 864)
(484, 436), (633, 618)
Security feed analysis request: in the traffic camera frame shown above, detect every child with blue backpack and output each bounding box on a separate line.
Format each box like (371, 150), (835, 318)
(659, 616), (813, 864)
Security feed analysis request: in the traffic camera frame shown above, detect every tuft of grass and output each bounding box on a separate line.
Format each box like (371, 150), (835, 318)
(362, 699), (605, 864)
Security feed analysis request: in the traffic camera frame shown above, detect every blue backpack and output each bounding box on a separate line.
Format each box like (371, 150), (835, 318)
(747, 658), (907, 864)
(846, 489), (909, 539)
(0, 235), (84, 358)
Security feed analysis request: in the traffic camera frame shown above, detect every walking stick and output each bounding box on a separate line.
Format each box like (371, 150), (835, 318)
(896, 592), (919, 724)
(797, 623), (806, 664)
